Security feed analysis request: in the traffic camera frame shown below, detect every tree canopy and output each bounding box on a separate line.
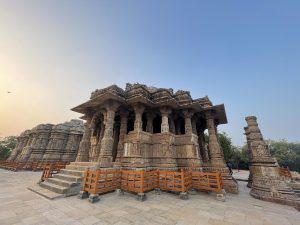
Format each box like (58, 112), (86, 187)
(0, 136), (17, 160)
(216, 133), (300, 172)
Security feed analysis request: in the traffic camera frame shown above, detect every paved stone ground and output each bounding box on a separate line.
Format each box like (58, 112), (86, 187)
(0, 169), (299, 225)
(232, 170), (249, 181)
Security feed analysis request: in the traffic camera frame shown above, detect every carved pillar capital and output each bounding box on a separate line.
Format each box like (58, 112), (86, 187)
(160, 107), (172, 116)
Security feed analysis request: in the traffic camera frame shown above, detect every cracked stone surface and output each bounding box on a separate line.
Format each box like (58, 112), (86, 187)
(0, 169), (299, 225)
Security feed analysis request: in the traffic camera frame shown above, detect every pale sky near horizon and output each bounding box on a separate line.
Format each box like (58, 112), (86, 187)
(0, 1), (300, 145)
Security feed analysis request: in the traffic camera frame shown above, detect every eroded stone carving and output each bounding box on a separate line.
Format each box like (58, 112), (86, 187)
(10, 120), (84, 163)
(245, 116), (300, 210)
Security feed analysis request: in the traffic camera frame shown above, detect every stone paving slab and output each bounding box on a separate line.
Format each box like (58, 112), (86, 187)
(28, 185), (64, 200)
(0, 169), (299, 225)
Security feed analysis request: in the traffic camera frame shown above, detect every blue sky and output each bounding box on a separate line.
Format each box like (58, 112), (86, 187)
(0, 1), (300, 145)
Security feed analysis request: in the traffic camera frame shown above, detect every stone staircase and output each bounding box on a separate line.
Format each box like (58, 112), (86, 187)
(33, 162), (99, 198)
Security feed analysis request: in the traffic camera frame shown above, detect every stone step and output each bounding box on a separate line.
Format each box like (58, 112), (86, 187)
(40, 181), (68, 194)
(60, 169), (84, 177)
(46, 177), (78, 188)
(68, 162), (99, 167)
(53, 173), (83, 182)
(65, 165), (90, 171)
(28, 185), (64, 200)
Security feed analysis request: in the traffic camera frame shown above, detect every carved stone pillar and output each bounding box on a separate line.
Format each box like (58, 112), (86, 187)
(192, 118), (197, 134)
(133, 104), (145, 132)
(206, 112), (224, 167)
(75, 117), (92, 162)
(204, 111), (238, 194)
(244, 126), (253, 188)
(169, 116), (175, 133)
(115, 110), (128, 166)
(183, 110), (193, 135)
(93, 121), (105, 160)
(146, 113), (154, 133)
(160, 108), (171, 133)
(98, 104), (119, 167)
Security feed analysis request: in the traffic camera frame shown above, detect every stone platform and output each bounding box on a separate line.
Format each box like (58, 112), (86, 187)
(1, 168), (300, 225)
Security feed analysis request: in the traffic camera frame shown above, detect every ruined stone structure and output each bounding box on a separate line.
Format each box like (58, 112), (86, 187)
(8, 120), (84, 163)
(244, 116), (300, 210)
(71, 83), (238, 193)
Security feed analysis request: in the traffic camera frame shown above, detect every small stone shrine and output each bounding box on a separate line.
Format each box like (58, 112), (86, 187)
(244, 116), (300, 210)
(71, 83), (238, 193)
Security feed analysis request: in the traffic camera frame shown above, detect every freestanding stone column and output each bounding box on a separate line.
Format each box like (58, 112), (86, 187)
(245, 116), (300, 210)
(76, 118), (92, 162)
(244, 126), (253, 188)
(115, 110), (128, 166)
(98, 104), (119, 167)
(160, 108), (171, 133)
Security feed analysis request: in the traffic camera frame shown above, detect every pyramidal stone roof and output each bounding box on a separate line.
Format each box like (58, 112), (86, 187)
(71, 83), (227, 124)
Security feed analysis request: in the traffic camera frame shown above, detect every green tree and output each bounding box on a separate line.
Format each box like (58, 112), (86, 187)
(0, 136), (17, 160)
(267, 139), (300, 172)
(218, 132), (235, 162)
(205, 131), (249, 169)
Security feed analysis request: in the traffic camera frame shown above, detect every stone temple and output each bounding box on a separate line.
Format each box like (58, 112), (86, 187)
(71, 83), (238, 193)
(8, 120), (84, 163)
